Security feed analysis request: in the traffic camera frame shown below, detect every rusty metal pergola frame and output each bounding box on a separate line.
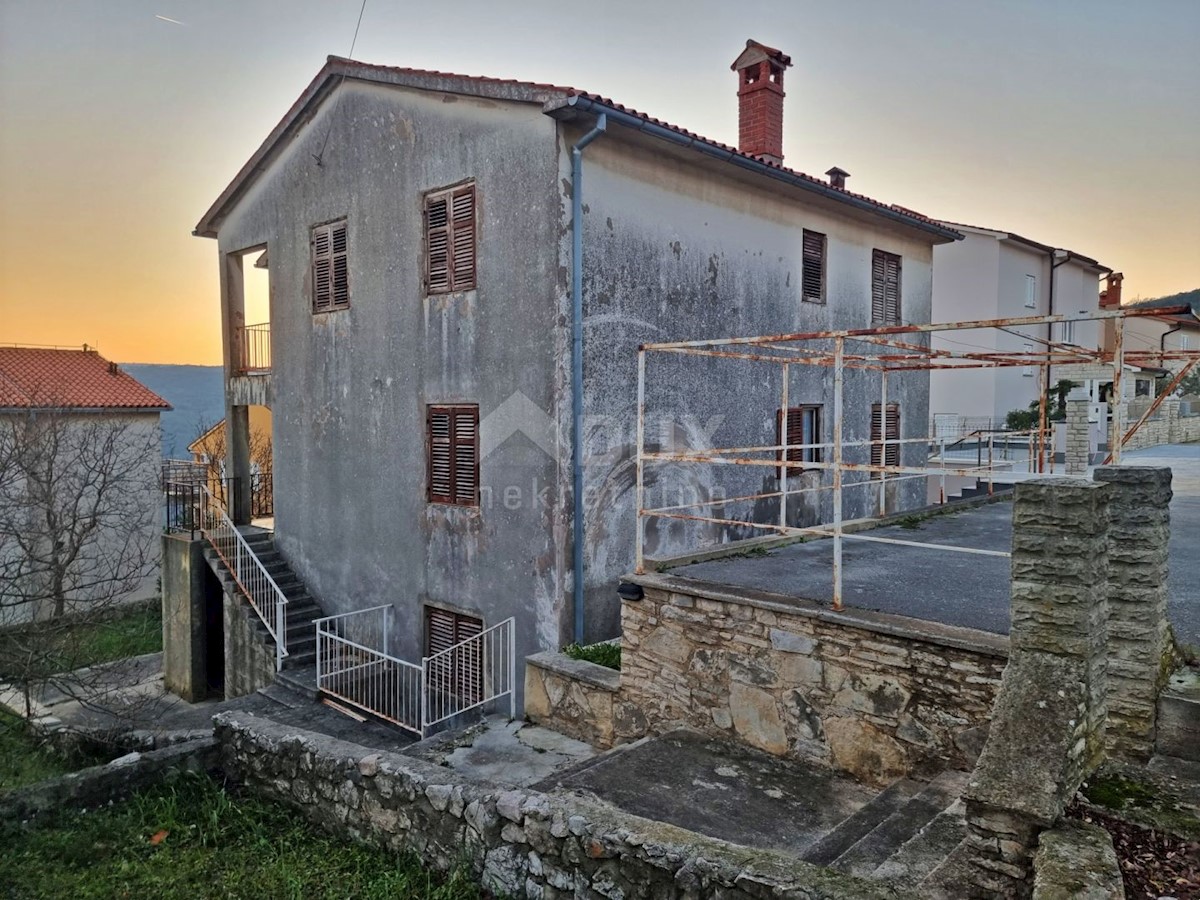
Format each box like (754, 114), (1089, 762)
(634, 305), (1200, 610)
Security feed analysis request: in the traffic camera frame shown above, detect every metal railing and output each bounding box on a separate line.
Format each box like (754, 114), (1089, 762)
(315, 609), (516, 737)
(184, 482), (288, 670)
(423, 618), (516, 732)
(236, 322), (271, 373)
(315, 606), (424, 735)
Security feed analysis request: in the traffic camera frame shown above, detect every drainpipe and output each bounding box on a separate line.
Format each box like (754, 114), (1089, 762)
(571, 113), (607, 645)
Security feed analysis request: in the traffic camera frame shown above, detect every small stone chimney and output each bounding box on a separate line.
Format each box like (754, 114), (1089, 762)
(731, 40), (793, 166)
(1099, 272), (1124, 308)
(826, 167), (849, 189)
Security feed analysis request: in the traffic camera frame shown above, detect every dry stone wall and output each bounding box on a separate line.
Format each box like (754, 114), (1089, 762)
(616, 576), (1007, 786)
(214, 713), (915, 900)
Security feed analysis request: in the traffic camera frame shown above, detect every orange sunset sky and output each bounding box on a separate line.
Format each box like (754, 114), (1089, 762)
(2, 0), (1197, 365)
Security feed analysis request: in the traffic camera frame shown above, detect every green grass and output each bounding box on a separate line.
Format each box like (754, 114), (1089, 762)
(562, 641), (621, 670)
(0, 709), (76, 792)
(69, 602), (163, 669)
(0, 771), (482, 899)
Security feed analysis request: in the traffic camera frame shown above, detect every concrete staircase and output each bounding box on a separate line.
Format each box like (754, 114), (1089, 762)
(800, 769), (971, 887)
(201, 527), (325, 670)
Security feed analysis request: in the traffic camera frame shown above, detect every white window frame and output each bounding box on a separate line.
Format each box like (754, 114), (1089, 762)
(1024, 274), (1037, 309)
(1022, 342), (1034, 377)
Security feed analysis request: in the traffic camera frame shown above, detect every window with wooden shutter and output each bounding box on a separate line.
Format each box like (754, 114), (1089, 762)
(870, 403), (901, 469)
(871, 249), (902, 326)
(311, 219), (349, 312)
(801, 230), (826, 303)
(427, 404), (479, 506)
(425, 182), (477, 294)
(776, 405), (822, 476)
(425, 607), (483, 706)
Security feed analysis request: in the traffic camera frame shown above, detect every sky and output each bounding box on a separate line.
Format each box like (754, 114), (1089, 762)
(1, 0), (1197, 365)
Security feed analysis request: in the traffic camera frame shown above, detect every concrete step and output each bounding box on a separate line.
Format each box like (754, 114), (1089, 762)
(799, 778), (924, 866)
(284, 648), (316, 669)
(1157, 669), (1199, 762)
(276, 664), (319, 699)
(829, 770), (970, 878)
(871, 799), (967, 885)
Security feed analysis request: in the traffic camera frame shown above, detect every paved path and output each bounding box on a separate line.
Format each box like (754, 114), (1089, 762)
(676, 443), (1200, 647)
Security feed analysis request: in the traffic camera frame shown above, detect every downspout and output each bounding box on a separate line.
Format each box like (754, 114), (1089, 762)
(570, 113), (607, 645)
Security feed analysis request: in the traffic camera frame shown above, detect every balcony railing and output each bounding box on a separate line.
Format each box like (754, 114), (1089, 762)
(236, 322), (271, 373)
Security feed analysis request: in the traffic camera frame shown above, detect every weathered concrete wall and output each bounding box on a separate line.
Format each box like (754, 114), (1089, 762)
(614, 573), (1005, 786)
(222, 588), (275, 698)
(215, 712), (914, 900)
(572, 131), (938, 640)
(1093, 466), (1172, 761)
(161, 534), (209, 702)
(964, 479), (1111, 898)
(523, 651), (627, 748)
(215, 79), (569, 695)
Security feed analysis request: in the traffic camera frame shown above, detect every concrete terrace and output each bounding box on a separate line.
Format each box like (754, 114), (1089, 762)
(671, 443), (1200, 646)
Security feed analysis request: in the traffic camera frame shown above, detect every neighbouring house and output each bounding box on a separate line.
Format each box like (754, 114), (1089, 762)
(0, 346), (169, 625)
(188, 409), (273, 520)
(928, 222), (1116, 434)
(178, 40), (961, 714)
(1119, 289), (1200, 376)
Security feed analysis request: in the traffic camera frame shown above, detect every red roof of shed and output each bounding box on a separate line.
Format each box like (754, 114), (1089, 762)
(0, 347), (171, 411)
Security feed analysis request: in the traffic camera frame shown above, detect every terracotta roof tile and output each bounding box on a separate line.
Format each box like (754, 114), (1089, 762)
(0, 347), (172, 411)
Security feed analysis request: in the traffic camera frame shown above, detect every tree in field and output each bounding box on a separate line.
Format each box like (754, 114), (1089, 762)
(0, 405), (160, 718)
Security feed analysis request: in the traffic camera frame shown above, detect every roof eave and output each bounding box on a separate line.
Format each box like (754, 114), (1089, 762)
(546, 96), (962, 244)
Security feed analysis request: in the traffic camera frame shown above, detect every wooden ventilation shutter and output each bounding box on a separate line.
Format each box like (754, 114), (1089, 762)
(801, 230), (826, 303)
(312, 219), (349, 312)
(777, 406), (822, 474)
(425, 607), (483, 706)
(871, 249), (902, 325)
(425, 182), (476, 294)
(871, 403), (901, 469)
(427, 404), (479, 506)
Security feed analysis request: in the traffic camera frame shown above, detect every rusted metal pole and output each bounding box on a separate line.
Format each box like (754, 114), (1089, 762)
(1037, 360), (1049, 474)
(635, 348), (646, 574)
(1104, 359), (1198, 464)
(832, 337), (844, 611)
(878, 369), (888, 517)
(1111, 317), (1125, 464)
(780, 363), (789, 529)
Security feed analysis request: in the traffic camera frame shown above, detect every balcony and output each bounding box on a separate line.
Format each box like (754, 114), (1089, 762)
(235, 322), (271, 374)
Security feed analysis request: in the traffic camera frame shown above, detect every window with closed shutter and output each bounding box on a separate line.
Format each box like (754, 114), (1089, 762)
(427, 404), (479, 506)
(425, 182), (477, 294)
(871, 403), (901, 469)
(801, 230), (826, 303)
(311, 219), (349, 312)
(776, 405), (822, 476)
(871, 249), (902, 326)
(425, 607), (483, 706)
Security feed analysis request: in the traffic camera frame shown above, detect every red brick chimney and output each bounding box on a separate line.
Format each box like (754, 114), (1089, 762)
(1099, 272), (1124, 308)
(731, 40), (792, 166)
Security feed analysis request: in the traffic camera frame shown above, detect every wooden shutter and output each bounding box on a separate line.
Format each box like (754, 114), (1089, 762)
(427, 404), (479, 506)
(312, 220), (349, 312)
(425, 607), (483, 705)
(777, 406), (821, 471)
(801, 230), (826, 303)
(426, 182), (476, 294)
(871, 403), (901, 468)
(871, 249), (901, 325)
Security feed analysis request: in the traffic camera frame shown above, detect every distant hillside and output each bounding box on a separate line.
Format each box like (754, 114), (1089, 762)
(122, 364), (224, 457)
(1131, 288), (1200, 310)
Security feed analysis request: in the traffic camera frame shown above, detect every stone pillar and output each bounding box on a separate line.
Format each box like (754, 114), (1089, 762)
(1165, 397), (1181, 444)
(226, 404), (253, 525)
(1092, 466), (1172, 762)
(161, 533), (210, 702)
(1064, 389), (1090, 475)
(964, 478), (1110, 898)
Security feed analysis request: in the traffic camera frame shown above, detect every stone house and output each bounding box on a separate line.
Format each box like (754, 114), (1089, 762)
(0, 346), (168, 625)
(928, 222), (1114, 433)
(186, 40), (959, 710)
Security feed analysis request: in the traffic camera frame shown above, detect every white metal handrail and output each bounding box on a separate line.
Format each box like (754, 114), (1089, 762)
(423, 617), (516, 732)
(200, 485), (289, 670)
(314, 608), (516, 737)
(315, 606), (424, 735)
